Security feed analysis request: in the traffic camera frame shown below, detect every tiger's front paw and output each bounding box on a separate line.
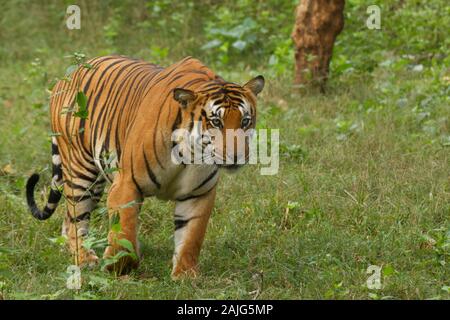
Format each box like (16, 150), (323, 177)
(171, 266), (198, 280)
(78, 248), (100, 268)
(171, 254), (199, 280)
(103, 245), (139, 275)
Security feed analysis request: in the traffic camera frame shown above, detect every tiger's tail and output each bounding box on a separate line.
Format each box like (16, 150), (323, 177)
(26, 137), (63, 220)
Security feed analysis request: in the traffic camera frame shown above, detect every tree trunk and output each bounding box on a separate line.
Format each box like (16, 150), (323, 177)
(291, 0), (345, 90)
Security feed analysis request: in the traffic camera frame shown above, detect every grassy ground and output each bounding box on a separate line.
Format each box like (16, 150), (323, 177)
(0, 1), (449, 299)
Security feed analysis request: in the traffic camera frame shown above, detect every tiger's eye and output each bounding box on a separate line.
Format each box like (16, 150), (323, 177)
(241, 118), (251, 128)
(211, 118), (222, 127)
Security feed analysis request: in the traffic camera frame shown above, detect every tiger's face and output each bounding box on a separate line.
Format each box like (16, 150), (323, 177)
(173, 76), (265, 169)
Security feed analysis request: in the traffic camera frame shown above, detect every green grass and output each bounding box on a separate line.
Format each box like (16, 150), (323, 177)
(0, 1), (449, 299)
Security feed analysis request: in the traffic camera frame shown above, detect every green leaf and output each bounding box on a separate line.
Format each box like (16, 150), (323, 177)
(201, 39), (222, 51)
(110, 213), (120, 225)
(117, 238), (135, 253)
(286, 201), (300, 210)
(74, 91), (88, 119)
(368, 293), (380, 300)
(232, 40), (247, 51)
(48, 78), (58, 91)
(76, 91), (87, 108)
(104, 167), (119, 174)
(112, 251), (131, 260)
(382, 265), (395, 276)
(120, 200), (138, 209)
(49, 235), (67, 246)
(82, 236), (108, 251)
(111, 223), (121, 233)
(88, 275), (110, 289)
(97, 207), (108, 216)
(101, 250), (137, 271)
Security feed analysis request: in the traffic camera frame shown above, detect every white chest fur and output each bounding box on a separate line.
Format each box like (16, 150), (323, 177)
(154, 164), (219, 201)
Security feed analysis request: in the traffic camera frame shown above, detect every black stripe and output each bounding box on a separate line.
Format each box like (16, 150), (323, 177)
(151, 89), (179, 169)
(82, 56), (118, 94)
(63, 179), (91, 191)
(176, 193), (203, 202)
(183, 78), (207, 88)
(130, 152), (143, 195)
(68, 211), (91, 223)
(43, 206), (56, 215)
(51, 142), (59, 155)
(188, 112), (194, 132)
(67, 166), (97, 184)
(174, 218), (191, 231)
(168, 74), (185, 85)
(47, 189), (61, 203)
(176, 183), (217, 202)
(66, 194), (92, 203)
(143, 149), (161, 189)
(171, 108), (182, 133)
(54, 164), (63, 179)
(151, 129), (165, 169)
(84, 164), (99, 177)
(193, 168), (218, 192)
(202, 82), (223, 89)
(213, 98), (224, 106)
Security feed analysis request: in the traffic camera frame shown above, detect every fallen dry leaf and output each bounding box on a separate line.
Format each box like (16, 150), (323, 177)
(1, 163), (16, 175)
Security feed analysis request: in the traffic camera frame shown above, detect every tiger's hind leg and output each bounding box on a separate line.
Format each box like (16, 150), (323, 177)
(61, 168), (106, 267)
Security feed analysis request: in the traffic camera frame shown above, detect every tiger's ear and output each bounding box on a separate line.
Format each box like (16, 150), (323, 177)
(173, 88), (196, 108)
(243, 75), (265, 96)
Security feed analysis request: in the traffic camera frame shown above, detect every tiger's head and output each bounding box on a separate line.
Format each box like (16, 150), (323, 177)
(172, 75), (265, 170)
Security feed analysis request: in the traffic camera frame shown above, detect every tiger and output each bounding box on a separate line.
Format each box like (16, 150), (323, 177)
(26, 55), (264, 277)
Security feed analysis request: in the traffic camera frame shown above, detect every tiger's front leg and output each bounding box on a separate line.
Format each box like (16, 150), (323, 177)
(103, 175), (143, 275)
(172, 187), (217, 278)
